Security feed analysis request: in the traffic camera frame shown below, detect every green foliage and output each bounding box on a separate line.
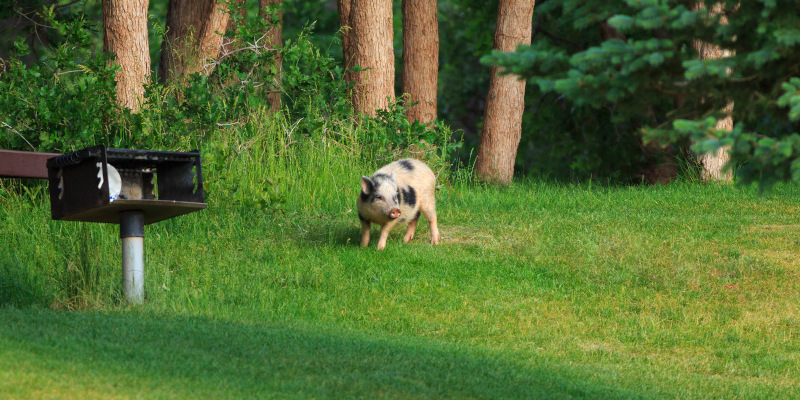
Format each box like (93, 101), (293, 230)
(359, 97), (460, 178)
(777, 78), (800, 124)
(281, 24), (353, 136)
(366, 99), (439, 149)
(119, 1), (286, 150)
(484, 0), (800, 187)
(282, 0), (343, 59)
(0, 3), (349, 153)
(0, 10), (119, 152)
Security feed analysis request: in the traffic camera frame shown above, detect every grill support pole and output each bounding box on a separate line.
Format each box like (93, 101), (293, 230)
(120, 211), (145, 304)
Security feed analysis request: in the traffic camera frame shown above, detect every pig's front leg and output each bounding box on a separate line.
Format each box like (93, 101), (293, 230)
(360, 218), (372, 247)
(376, 219), (400, 250)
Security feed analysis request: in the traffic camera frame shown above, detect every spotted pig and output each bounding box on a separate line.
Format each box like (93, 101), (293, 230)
(357, 159), (440, 250)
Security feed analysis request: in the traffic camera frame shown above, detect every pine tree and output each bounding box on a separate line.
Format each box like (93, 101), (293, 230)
(483, 0), (800, 188)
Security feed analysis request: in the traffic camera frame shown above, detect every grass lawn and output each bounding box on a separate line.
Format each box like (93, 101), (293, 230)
(2, 179), (800, 398)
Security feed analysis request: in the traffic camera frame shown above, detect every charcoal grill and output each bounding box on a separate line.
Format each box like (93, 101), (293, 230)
(46, 145), (207, 304)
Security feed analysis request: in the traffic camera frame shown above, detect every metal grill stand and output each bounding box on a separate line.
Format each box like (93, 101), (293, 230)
(45, 145), (207, 305)
(120, 211), (145, 304)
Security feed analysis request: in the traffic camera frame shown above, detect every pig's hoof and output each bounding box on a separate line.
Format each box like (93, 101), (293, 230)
(431, 234), (440, 245)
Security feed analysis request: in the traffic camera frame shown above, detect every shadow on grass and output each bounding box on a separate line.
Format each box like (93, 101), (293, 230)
(0, 308), (650, 399)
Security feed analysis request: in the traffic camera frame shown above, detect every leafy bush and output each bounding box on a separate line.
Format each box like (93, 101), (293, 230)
(281, 24), (353, 137)
(0, 10), (119, 152)
(0, 5), (338, 152)
(359, 97), (460, 180)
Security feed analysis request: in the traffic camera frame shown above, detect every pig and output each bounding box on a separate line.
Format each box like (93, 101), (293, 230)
(357, 158), (441, 250)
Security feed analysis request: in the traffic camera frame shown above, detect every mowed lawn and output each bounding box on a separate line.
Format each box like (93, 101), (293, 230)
(2, 180), (800, 399)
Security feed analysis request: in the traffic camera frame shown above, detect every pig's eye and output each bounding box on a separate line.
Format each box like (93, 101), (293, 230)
(374, 195), (383, 202)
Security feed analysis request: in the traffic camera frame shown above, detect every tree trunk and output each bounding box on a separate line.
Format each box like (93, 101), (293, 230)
(337, 0), (353, 69)
(692, 2), (733, 182)
(159, 0), (230, 83)
(699, 102), (733, 181)
(475, 0), (535, 184)
(260, 0), (283, 112)
(401, 0), (439, 124)
(339, 0), (395, 117)
(103, 0), (150, 111)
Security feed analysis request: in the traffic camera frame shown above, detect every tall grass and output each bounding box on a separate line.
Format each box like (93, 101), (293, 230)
(202, 107), (460, 215)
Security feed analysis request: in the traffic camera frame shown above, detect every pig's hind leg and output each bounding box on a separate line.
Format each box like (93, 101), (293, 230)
(403, 211), (420, 243)
(420, 203), (440, 245)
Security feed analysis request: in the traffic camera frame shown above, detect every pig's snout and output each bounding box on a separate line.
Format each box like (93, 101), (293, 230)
(389, 208), (401, 219)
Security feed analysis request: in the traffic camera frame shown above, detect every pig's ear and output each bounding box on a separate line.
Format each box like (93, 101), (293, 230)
(361, 176), (374, 193)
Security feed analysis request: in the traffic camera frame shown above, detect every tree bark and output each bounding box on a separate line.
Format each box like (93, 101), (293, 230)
(260, 0), (283, 112)
(337, 0), (353, 68)
(159, 0), (230, 83)
(339, 0), (395, 117)
(698, 102), (733, 181)
(401, 0), (439, 124)
(692, 2), (733, 182)
(103, 0), (150, 111)
(475, 0), (535, 184)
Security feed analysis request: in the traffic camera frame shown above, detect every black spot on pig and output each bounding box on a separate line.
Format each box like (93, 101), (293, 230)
(413, 210), (421, 221)
(372, 173), (391, 185)
(401, 186), (416, 207)
(399, 160), (414, 171)
(358, 212), (369, 223)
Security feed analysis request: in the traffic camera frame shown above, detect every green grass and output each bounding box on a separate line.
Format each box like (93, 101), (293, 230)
(1, 308), (626, 399)
(2, 114), (800, 398)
